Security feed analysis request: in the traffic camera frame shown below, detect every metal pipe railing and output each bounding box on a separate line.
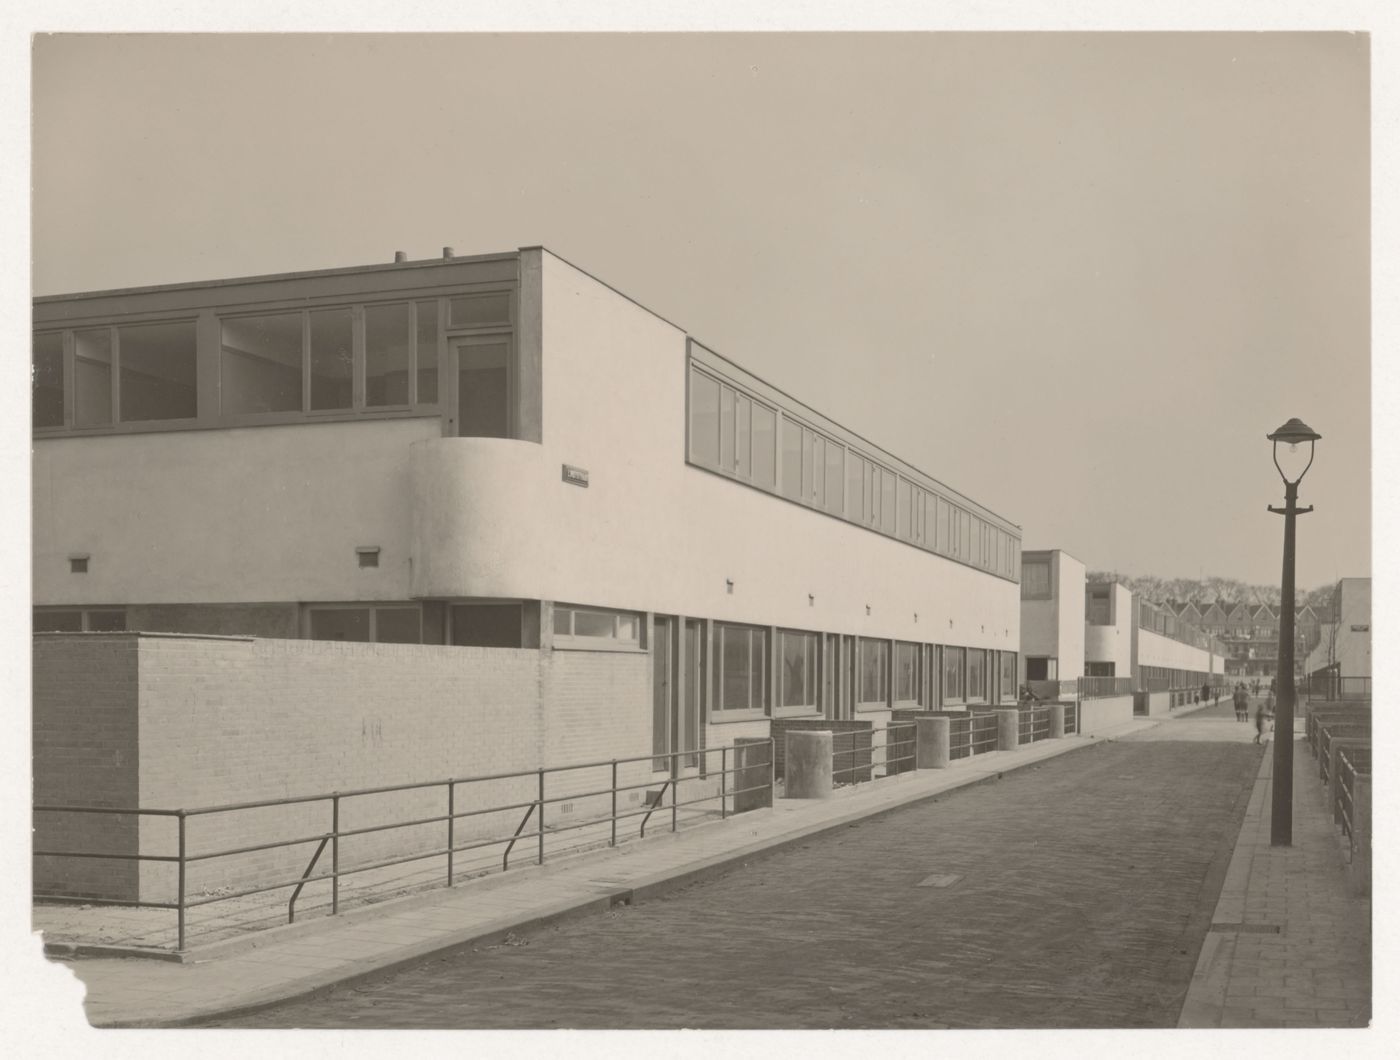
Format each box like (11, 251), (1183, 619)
(33, 737), (776, 953)
(830, 723), (916, 787)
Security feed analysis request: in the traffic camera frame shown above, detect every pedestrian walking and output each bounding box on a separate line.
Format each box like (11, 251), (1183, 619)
(1212, 685), (1220, 708)
(1233, 685), (1248, 723)
(1254, 700), (1267, 744)
(1200, 681), (1210, 709)
(1265, 690), (1276, 733)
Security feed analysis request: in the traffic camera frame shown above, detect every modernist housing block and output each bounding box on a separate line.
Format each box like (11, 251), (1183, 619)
(33, 247), (1024, 900)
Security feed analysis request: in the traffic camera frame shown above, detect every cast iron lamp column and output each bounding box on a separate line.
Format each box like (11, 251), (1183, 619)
(1267, 417), (1320, 847)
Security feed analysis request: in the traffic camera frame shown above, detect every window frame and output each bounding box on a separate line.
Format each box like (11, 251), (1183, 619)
(856, 636), (891, 711)
(552, 603), (645, 652)
(776, 628), (821, 717)
(32, 607), (128, 633)
(714, 621), (770, 717)
(942, 645), (966, 704)
(304, 602), (424, 644)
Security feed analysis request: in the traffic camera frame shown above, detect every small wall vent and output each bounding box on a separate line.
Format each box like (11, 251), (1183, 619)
(356, 547), (381, 569)
(69, 554), (89, 574)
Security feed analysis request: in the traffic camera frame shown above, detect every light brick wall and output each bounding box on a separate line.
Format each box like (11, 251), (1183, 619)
(32, 635), (141, 900)
(33, 633), (659, 904)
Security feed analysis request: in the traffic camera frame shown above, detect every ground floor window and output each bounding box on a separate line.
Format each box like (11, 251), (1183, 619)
(967, 648), (988, 703)
(942, 646), (966, 703)
(1025, 656), (1058, 681)
(778, 629), (819, 711)
(1000, 651), (1018, 701)
(553, 603), (641, 648)
(894, 640), (921, 704)
(717, 623), (768, 713)
(451, 602), (524, 647)
(858, 638), (889, 707)
(1085, 661), (1116, 678)
(33, 607), (127, 632)
(307, 604), (422, 644)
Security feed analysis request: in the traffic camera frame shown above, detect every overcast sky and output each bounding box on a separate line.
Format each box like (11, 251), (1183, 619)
(30, 31), (1371, 591)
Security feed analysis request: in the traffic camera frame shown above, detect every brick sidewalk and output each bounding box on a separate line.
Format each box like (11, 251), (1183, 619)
(1178, 725), (1371, 1027)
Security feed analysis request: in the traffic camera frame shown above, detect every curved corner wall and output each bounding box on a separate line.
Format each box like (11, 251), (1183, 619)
(409, 437), (550, 600)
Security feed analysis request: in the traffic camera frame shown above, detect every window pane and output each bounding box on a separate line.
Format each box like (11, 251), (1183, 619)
(1001, 652), (1017, 699)
(689, 370), (720, 467)
(847, 454), (865, 522)
(86, 610), (127, 632)
(365, 303), (411, 407)
(309, 309), (353, 411)
(780, 418), (802, 499)
(968, 649), (987, 700)
(860, 639), (887, 703)
(573, 610), (615, 638)
(936, 497), (950, 553)
(451, 604), (523, 647)
(824, 442), (843, 514)
(74, 328), (113, 427)
(897, 479), (912, 539)
(719, 385), (735, 472)
(310, 609), (371, 642)
(375, 607), (421, 644)
(943, 646), (965, 700)
(806, 432), (822, 505)
(33, 333), (64, 428)
(221, 313), (303, 414)
(781, 631), (816, 708)
(416, 301), (439, 403)
(721, 626), (750, 711)
(896, 642), (917, 701)
(749, 629), (767, 710)
(1023, 561), (1051, 597)
(881, 471), (897, 534)
(118, 321), (197, 422)
(752, 404), (776, 487)
(34, 610), (83, 632)
(553, 607), (573, 636)
(616, 613), (639, 643)
(458, 341), (510, 437)
(448, 292), (511, 327)
(736, 395), (752, 479)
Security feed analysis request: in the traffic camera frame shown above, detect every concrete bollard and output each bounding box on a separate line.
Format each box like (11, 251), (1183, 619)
(1049, 704), (1065, 739)
(1351, 774), (1371, 897)
(784, 730), (833, 798)
(995, 708), (1020, 752)
(915, 716), (951, 769)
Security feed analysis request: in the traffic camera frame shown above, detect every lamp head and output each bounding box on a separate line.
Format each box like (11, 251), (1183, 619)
(1267, 417), (1320, 486)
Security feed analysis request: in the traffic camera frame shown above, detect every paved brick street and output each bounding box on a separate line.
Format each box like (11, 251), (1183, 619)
(207, 734), (1262, 1029)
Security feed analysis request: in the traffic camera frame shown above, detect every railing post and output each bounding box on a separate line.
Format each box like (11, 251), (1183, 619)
(446, 781), (455, 888)
(720, 746), (728, 820)
(672, 762), (678, 833)
(537, 769), (545, 866)
(176, 811), (187, 952)
(610, 760), (618, 847)
(331, 795), (340, 915)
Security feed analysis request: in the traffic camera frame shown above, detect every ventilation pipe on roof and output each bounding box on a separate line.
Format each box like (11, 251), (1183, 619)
(393, 251), (407, 263)
(442, 246), (455, 259)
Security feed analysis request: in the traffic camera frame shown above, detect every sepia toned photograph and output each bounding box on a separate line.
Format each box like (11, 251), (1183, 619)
(19, 16), (1378, 1044)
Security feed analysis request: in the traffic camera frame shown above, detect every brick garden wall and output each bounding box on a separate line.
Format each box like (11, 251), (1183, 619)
(33, 633), (659, 904)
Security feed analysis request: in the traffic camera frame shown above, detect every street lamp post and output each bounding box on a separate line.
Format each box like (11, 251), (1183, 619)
(1267, 417), (1320, 847)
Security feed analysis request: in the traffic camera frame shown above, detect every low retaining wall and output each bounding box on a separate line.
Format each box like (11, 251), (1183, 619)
(1077, 694), (1135, 735)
